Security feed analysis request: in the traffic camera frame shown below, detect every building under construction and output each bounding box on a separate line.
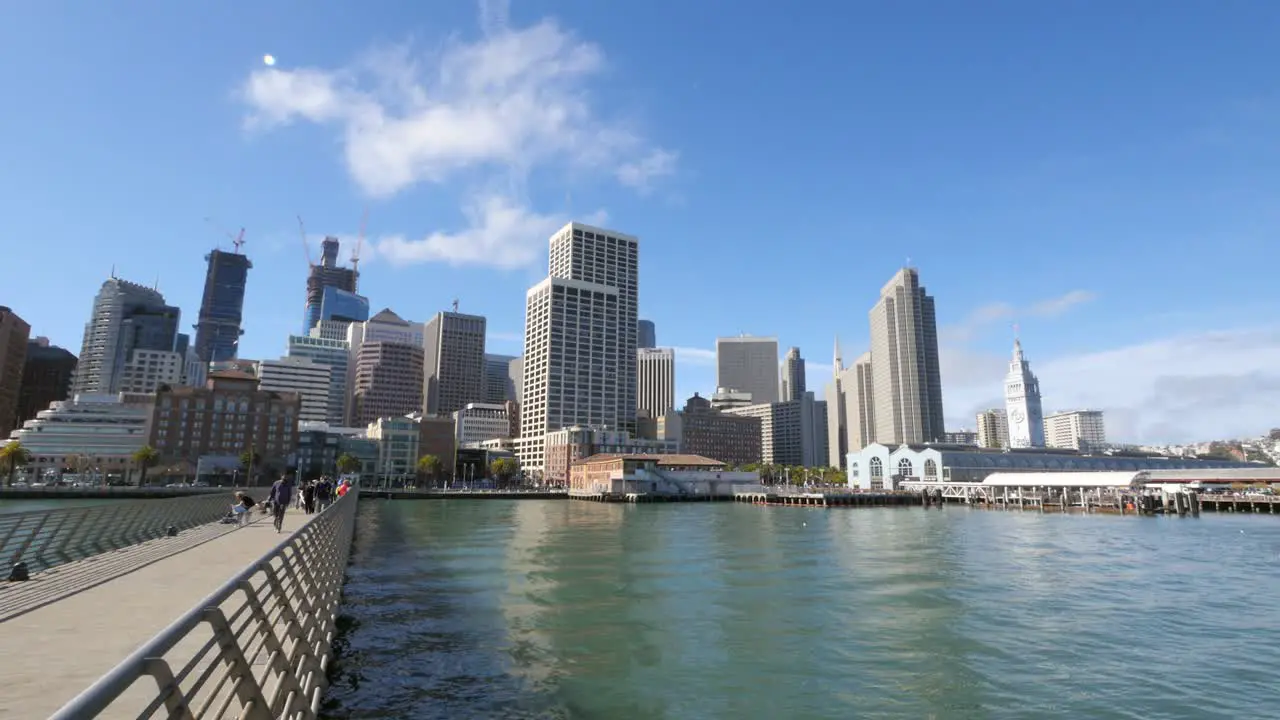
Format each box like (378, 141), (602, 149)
(304, 237), (357, 334)
(194, 249), (252, 362)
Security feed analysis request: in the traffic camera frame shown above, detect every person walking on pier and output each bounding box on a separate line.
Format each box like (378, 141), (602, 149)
(315, 476), (333, 512)
(302, 480), (317, 514)
(268, 475), (294, 533)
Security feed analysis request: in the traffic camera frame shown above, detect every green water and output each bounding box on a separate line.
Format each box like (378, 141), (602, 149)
(326, 500), (1279, 719)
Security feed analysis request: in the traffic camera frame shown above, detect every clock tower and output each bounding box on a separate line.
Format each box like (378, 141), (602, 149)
(1004, 337), (1045, 448)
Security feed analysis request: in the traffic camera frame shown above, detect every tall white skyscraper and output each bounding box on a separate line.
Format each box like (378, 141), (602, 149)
(868, 267), (944, 444)
(287, 334), (349, 426)
(637, 347), (675, 418)
(716, 336), (779, 405)
(975, 408), (1010, 449)
(257, 356), (332, 424)
(1044, 409), (1106, 451)
(1004, 338), (1045, 448)
(518, 222), (639, 471)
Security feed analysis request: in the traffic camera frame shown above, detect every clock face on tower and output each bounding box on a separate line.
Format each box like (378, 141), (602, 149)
(1010, 408), (1026, 423)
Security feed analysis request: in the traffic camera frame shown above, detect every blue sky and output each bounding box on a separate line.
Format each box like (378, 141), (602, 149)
(4, 1), (1280, 445)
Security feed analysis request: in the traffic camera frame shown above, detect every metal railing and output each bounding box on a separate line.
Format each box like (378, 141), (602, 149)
(0, 494), (234, 575)
(51, 489), (359, 720)
(0, 485), (226, 497)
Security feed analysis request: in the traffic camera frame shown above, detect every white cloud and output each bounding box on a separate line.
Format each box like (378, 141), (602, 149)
(375, 196), (562, 268)
(943, 326), (1280, 445)
(239, 3), (675, 269)
(617, 149), (678, 192)
(944, 289), (1097, 343)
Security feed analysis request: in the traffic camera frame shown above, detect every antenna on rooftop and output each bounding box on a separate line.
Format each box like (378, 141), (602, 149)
(452, 298), (459, 313)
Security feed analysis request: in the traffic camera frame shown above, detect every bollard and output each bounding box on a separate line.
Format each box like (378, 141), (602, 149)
(8, 561), (30, 582)
(166, 525), (179, 537)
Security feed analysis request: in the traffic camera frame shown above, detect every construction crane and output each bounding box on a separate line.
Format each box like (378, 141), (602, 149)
(204, 217), (246, 253)
(351, 207), (368, 281)
(297, 215), (314, 267)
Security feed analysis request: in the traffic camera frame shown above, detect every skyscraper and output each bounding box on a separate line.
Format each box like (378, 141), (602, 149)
(422, 311), (487, 416)
(637, 347), (675, 418)
(352, 342), (424, 427)
(72, 278), (181, 396)
(716, 336), (779, 405)
(780, 346), (806, 402)
(975, 408), (1009, 449)
(482, 354), (521, 404)
(1004, 338), (1045, 448)
(825, 339), (876, 469)
(1043, 409), (1106, 451)
(868, 267), (944, 444)
(319, 287), (370, 326)
(0, 307), (31, 437)
(303, 237), (358, 334)
(518, 222), (639, 471)
(638, 319), (656, 349)
(257, 356), (332, 424)
(15, 337), (76, 428)
(287, 334), (350, 427)
(193, 249), (252, 362)
(348, 309), (425, 426)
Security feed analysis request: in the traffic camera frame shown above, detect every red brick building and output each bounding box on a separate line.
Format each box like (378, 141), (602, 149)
(149, 371), (300, 480)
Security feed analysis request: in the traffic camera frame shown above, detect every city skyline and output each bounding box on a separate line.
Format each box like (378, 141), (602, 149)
(4, 2), (1280, 445)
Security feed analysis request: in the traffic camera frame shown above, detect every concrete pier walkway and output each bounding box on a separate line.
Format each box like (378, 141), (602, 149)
(0, 507), (317, 719)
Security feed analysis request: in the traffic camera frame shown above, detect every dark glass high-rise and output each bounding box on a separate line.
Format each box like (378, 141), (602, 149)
(194, 249), (252, 362)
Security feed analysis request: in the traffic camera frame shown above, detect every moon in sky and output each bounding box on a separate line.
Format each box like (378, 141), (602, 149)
(263, 54), (276, 67)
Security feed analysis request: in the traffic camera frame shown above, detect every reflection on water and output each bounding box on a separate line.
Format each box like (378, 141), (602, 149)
(325, 501), (1280, 719)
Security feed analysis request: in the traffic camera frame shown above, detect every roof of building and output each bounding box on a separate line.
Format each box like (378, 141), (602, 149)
(208, 370), (257, 381)
(575, 453), (725, 467)
(983, 471), (1148, 488)
(368, 308), (407, 324)
(1146, 468), (1280, 482)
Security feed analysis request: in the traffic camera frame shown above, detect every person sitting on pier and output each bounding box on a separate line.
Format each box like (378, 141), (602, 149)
(230, 491), (256, 527)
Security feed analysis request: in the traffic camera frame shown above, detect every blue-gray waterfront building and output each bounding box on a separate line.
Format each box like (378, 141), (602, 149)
(194, 249), (252, 362)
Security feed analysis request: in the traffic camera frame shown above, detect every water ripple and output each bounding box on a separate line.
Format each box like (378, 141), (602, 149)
(323, 502), (1280, 720)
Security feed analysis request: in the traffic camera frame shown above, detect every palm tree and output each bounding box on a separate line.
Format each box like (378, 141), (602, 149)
(132, 445), (159, 487)
(416, 454), (443, 486)
(0, 442), (32, 487)
(239, 449), (261, 485)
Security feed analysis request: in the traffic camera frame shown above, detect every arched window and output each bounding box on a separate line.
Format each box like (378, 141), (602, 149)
(924, 459), (938, 478)
(849, 461), (860, 478)
(870, 457), (883, 477)
(898, 458), (913, 477)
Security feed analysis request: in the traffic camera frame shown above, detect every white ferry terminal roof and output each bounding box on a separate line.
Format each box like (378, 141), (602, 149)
(982, 471), (1148, 488)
